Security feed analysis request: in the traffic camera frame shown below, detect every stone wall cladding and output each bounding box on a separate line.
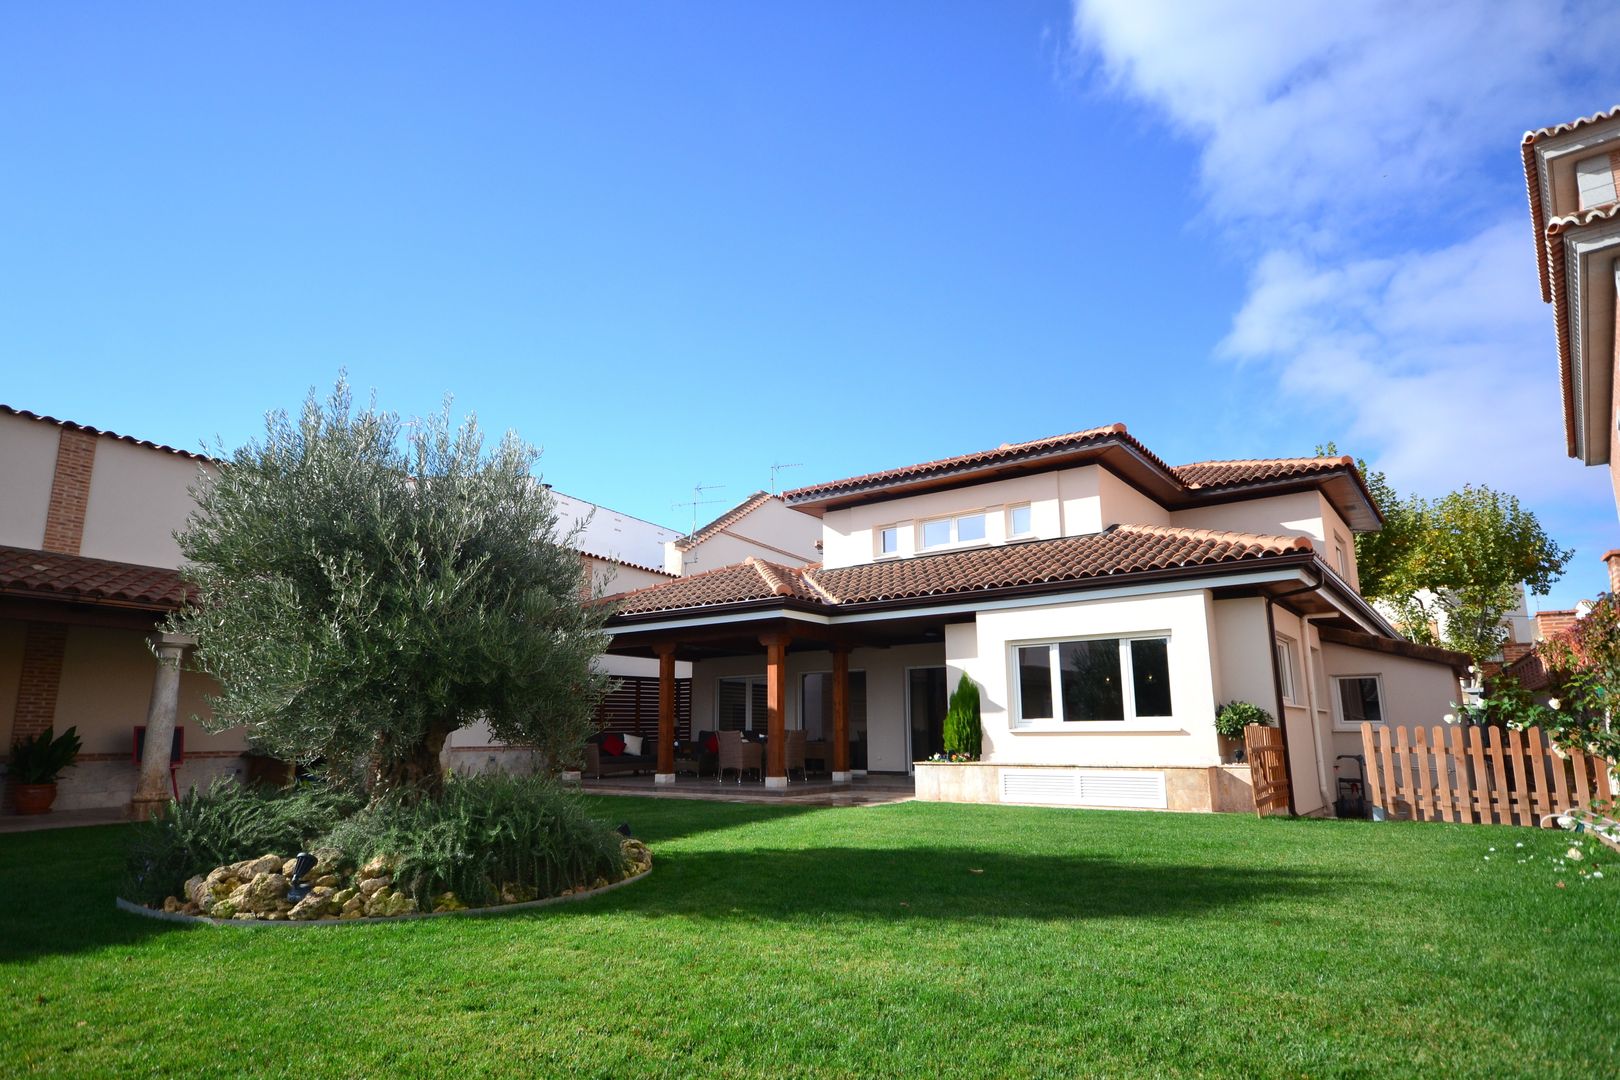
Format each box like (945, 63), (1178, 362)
(42, 429), (98, 555)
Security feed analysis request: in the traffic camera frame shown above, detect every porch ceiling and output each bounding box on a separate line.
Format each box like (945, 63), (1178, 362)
(606, 611), (959, 661)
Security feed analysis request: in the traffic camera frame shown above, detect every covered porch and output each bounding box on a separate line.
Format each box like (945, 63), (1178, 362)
(604, 611), (956, 790)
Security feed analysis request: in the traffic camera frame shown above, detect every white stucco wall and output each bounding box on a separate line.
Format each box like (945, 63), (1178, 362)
(79, 440), (212, 569)
(952, 590), (1223, 769)
(0, 413), (59, 550)
(584, 556), (673, 598)
(1171, 491), (1326, 551)
(818, 470), (1084, 569)
(1096, 468), (1170, 528)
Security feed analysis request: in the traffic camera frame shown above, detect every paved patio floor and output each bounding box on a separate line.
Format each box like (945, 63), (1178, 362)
(578, 773), (915, 807)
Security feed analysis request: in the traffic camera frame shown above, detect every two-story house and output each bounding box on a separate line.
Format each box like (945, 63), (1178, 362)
(602, 425), (1467, 815)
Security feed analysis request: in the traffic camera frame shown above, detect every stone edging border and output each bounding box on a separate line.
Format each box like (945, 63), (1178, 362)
(114, 864), (651, 928)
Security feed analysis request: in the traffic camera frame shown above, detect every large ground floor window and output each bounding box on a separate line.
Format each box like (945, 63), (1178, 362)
(1014, 635), (1173, 726)
(717, 676), (769, 732)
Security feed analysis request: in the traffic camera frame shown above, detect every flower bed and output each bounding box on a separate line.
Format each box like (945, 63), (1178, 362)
(127, 835), (653, 923)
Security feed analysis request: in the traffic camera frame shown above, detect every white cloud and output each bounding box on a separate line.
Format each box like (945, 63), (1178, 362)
(1070, 0), (1620, 508)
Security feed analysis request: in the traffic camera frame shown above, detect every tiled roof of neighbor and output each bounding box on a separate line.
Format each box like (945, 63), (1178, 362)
(1544, 202), (1620, 455)
(1521, 104), (1620, 302)
(0, 405), (216, 463)
(0, 545), (189, 610)
(607, 525), (1315, 618)
(674, 491), (775, 550)
(1172, 456), (1354, 490)
(783, 425), (1173, 501)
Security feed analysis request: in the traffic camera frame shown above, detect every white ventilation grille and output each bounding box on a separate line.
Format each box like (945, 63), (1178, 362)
(1001, 769), (1168, 810)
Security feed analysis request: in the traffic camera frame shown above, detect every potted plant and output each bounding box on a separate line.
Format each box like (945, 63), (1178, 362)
(8, 726), (81, 814)
(1215, 702), (1272, 764)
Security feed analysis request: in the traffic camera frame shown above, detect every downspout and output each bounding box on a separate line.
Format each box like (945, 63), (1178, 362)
(1263, 594), (1298, 816)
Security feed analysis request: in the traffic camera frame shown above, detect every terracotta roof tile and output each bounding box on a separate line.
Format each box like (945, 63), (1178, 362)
(783, 425), (1175, 502)
(1172, 456), (1354, 490)
(0, 405), (216, 463)
(674, 491), (775, 550)
(607, 525), (1315, 618)
(0, 545), (189, 609)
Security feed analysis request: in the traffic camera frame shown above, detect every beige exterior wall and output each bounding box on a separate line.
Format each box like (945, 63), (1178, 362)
(0, 413), (59, 550)
(1171, 490), (1325, 551)
(953, 590), (1223, 770)
(1096, 468), (1171, 528)
(688, 642), (945, 772)
(667, 499), (821, 575)
(584, 556), (672, 598)
(1321, 641), (1462, 763)
(79, 440), (212, 569)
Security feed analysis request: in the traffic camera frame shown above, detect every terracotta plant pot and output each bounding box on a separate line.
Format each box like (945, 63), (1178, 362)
(12, 782), (57, 815)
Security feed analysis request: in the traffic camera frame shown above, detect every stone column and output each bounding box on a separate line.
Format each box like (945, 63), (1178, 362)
(761, 633), (790, 789)
(654, 644), (678, 785)
(129, 632), (195, 821)
(831, 645), (852, 784)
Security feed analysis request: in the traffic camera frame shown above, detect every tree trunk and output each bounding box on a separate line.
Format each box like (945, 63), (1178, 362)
(368, 723), (453, 802)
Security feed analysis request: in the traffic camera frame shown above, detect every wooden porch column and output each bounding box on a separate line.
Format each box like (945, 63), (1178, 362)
(653, 643), (677, 785)
(831, 645), (852, 783)
(761, 633), (790, 789)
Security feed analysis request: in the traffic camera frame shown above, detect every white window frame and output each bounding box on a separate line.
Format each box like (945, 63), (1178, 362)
(1007, 504), (1033, 538)
(876, 524), (902, 557)
(1331, 673), (1386, 731)
(919, 510), (990, 551)
(1010, 632), (1176, 731)
(1333, 533), (1350, 577)
(1275, 636), (1299, 706)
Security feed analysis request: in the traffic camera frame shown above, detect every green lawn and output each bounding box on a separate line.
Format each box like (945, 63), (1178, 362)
(2, 798), (1616, 1078)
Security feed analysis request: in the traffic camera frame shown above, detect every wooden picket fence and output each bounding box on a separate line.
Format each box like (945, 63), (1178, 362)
(1360, 722), (1614, 826)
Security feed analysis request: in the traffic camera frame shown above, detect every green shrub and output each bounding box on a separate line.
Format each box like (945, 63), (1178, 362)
(1215, 701), (1274, 740)
(10, 726), (81, 784)
(122, 778), (363, 905)
(942, 673), (982, 759)
(318, 773), (627, 908)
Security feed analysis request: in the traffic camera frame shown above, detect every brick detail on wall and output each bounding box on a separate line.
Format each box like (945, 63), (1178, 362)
(41, 429), (98, 555)
(10, 622), (68, 746)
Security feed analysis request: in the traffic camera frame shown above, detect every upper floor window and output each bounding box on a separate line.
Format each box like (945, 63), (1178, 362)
(878, 525), (900, 556)
(1576, 151), (1619, 211)
(1008, 504), (1032, 538)
(1333, 533), (1350, 577)
(920, 512), (986, 550)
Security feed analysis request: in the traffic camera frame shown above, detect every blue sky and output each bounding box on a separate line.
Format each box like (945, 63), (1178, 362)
(2, 3), (1616, 608)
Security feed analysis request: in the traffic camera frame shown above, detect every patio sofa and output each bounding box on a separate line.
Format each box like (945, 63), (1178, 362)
(583, 731), (660, 778)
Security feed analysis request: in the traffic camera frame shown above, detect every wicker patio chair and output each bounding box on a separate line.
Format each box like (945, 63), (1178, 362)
(716, 731), (763, 784)
(784, 730), (807, 782)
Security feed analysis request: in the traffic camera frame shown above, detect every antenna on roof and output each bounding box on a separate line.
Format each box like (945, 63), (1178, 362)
(673, 483), (727, 537)
(769, 462), (803, 495)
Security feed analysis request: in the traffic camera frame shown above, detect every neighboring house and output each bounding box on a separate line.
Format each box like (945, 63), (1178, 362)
(663, 491), (821, 576)
(1522, 105), (1620, 514)
(601, 425), (1468, 815)
(0, 403), (702, 811)
(0, 405), (232, 814)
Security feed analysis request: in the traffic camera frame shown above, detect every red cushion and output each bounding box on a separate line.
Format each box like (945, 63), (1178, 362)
(703, 734), (719, 754)
(601, 734), (626, 757)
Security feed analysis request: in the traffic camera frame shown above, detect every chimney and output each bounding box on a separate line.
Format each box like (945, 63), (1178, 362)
(1604, 549), (1620, 596)
(1534, 610), (1578, 641)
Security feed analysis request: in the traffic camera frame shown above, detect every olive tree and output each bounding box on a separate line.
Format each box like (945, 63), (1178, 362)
(169, 380), (609, 801)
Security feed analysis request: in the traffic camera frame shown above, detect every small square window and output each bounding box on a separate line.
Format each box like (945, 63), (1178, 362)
(922, 520), (952, 548)
(878, 526), (899, 555)
(956, 513), (986, 542)
(1009, 505), (1032, 536)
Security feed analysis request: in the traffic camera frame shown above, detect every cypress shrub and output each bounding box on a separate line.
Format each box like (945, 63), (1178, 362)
(941, 673), (982, 759)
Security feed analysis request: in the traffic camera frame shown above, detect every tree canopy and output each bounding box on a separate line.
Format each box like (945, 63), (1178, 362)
(169, 380), (610, 800)
(1315, 444), (1571, 661)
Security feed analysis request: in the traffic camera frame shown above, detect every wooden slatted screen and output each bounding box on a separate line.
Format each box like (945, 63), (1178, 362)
(1362, 723), (1614, 826)
(1245, 723), (1291, 817)
(592, 677), (692, 741)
